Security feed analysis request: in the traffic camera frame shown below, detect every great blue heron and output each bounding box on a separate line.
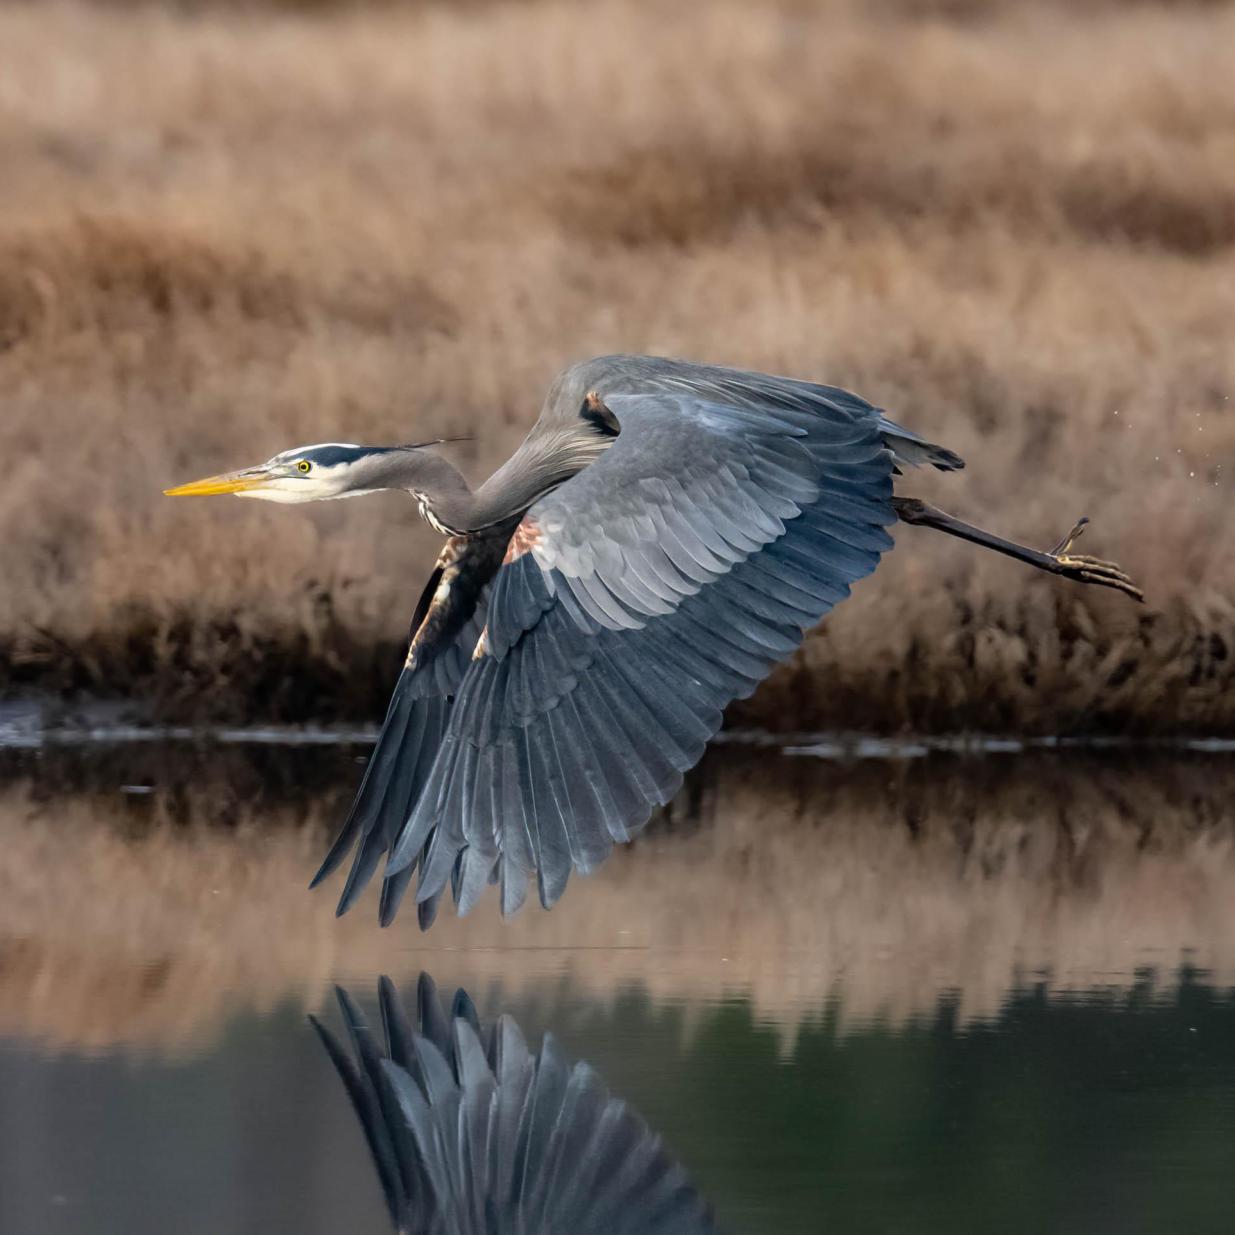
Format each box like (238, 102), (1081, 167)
(311, 974), (717, 1234)
(166, 354), (1142, 927)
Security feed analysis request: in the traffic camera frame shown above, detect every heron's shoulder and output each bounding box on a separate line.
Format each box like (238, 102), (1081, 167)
(559, 353), (751, 392)
(545, 354), (880, 417)
(542, 354), (653, 411)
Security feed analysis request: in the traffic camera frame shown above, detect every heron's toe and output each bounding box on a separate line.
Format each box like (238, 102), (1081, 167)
(1058, 554), (1135, 581)
(1055, 552), (1144, 602)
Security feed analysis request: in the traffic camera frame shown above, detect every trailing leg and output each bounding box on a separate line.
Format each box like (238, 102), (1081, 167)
(892, 498), (1143, 602)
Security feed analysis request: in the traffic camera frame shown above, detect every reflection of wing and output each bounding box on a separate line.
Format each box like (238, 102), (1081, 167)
(310, 534), (509, 927)
(311, 975), (718, 1235)
(388, 385), (897, 916)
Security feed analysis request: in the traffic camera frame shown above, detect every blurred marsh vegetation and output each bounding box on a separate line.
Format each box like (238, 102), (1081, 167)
(0, 0), (1233, 731)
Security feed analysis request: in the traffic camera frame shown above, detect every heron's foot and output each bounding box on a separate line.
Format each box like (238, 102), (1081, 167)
(1048, 517), (1144, 602)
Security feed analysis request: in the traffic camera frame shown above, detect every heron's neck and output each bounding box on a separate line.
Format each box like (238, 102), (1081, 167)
(406, 428), (609, 536)
(397, 452), (482, 535)
(398, 456), (558, 537)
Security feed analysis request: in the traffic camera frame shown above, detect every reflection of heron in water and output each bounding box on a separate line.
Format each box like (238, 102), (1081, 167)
(310, 975), (718, 1235)
(166, 355), (1143, 927)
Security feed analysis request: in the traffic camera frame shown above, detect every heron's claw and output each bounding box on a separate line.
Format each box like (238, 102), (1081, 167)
(1048, 518), (1144, 602)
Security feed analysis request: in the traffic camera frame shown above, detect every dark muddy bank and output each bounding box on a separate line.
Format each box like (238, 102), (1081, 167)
(4, 588), (1234, 736)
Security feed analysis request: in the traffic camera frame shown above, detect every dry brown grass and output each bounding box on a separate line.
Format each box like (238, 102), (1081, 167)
(1, 0), (1233, 731)
(3, 746), (1234, 1054)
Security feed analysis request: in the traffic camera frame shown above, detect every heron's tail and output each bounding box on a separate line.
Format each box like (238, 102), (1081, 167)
(876, 414), (965, 472)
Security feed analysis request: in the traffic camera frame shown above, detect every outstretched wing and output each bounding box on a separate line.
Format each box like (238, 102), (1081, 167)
(384, 383), (897, 919)
(310, 533), (509, 927)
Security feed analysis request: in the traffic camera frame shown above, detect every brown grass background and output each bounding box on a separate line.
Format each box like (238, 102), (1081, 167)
(1, 0), (1233, 732)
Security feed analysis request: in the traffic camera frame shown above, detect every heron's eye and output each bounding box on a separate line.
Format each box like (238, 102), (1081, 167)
(297, 460), (312, 474)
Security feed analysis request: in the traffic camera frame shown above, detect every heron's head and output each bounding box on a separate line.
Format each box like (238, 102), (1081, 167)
(164, 442), (452, 505)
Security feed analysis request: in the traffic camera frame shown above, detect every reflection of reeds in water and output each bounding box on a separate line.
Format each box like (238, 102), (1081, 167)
(1, 748), (1234, 1054)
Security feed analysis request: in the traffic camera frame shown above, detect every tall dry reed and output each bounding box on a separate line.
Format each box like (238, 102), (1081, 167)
(0, 0), (1232, 731)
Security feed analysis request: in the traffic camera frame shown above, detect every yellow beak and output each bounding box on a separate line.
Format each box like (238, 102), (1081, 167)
(163, 469), (273, 497)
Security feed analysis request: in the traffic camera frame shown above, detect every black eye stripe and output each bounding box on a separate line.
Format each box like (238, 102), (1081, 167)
(282, 444), (386, 470)
(302, 445), (374, 468)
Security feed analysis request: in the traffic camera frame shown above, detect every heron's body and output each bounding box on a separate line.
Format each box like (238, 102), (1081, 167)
(166, 354), (1141, 928)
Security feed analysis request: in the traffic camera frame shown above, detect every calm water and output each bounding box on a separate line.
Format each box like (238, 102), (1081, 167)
(2, 741), (1235, 1234)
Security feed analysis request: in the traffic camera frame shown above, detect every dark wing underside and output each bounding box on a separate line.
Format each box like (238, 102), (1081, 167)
(310, 534), (509, 927)
(312, 976), (718, 1235)
(379, 383), (897, 921)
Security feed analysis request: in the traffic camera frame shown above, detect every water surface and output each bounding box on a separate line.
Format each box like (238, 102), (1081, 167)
(2, 742), (1234, 1233)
